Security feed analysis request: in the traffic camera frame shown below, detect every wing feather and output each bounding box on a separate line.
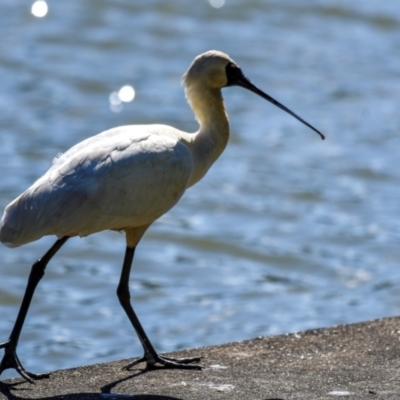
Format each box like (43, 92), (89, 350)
(0, 125), (194, 247)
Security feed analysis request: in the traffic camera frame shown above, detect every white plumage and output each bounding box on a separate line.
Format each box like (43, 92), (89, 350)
(0, 50), (323, 382)
(1, 125), (195, 246)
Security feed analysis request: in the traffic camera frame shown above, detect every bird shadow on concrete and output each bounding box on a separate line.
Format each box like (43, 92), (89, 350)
(1, 368), (285, 400)
(0, 379), (286, 400)
(0, 379), (184, 400)
(0, 370), (187, 400)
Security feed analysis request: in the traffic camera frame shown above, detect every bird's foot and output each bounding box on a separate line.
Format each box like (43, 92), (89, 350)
(0, 340), (50, 383)
(123, 351), (202, 371)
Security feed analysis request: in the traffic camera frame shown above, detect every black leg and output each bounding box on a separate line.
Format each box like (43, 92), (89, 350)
(117, 246), (201, 371)
(0, 237), (69, 383)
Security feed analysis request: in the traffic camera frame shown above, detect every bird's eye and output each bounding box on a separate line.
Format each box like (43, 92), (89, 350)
(225, 62), (244, 87)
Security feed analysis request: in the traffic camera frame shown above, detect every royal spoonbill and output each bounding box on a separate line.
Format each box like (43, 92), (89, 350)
(0, 50), (324, 382)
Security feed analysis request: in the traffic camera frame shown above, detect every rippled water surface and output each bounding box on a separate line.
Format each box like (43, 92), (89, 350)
(1, 0), (399, 379)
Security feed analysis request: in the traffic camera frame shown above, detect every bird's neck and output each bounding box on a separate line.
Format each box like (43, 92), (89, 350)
(185, 85), (230, 187)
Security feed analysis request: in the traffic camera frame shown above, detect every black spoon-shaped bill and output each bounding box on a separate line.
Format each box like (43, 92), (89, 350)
(225, 63), (325, 140)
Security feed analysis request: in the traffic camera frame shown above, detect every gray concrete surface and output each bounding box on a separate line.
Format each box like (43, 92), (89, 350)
(1, 317), (400, 399)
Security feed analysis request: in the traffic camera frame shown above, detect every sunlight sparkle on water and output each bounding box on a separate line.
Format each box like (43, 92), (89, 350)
(209, 0), (225, 8)
(109, 85), (135, 112)
(118, 85), (135, 103)
(31, 0), (48, 18)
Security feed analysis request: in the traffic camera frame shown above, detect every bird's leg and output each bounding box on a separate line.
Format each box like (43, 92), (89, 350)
(117, 246), (202, 371)
(0, 237), (69, 383)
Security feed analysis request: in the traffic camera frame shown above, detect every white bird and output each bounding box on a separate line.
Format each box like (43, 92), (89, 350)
(0, 50), (324, 383)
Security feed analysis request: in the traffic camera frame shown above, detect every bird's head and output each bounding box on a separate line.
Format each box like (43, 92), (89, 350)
(183, 50), (238, 90)
(183, 50), (325, 140)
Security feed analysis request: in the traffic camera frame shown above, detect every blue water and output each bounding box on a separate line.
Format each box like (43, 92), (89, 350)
(0, 0), (399, 379)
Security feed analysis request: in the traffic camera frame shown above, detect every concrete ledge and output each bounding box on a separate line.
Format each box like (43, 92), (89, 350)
(1, 317), (400, 399)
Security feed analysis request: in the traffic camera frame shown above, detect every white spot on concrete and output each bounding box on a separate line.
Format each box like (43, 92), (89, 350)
(210, 364), (228, 369)
(328, 390), (351, 396)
